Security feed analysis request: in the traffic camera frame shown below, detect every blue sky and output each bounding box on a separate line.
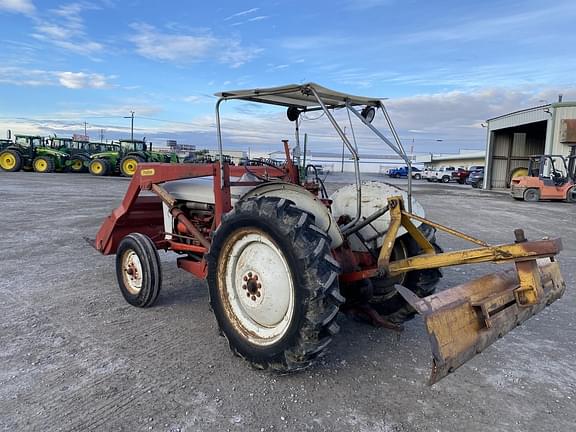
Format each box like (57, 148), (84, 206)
(1, 0), (575, 154)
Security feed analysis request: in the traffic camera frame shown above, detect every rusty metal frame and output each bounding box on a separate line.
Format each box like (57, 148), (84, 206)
(94, 161), (291, 280)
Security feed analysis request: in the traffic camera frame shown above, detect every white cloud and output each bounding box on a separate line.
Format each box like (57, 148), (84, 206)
(0, 66), (52, 86)
(0, 0), (35, 15)
(57, 71), (109, 89)
(129, 23), (262, 68)
(224, 7), (259, 21)
(248, 15), (268, 22)
(0, 66), (112, 88)
(31, 3), (103, 56)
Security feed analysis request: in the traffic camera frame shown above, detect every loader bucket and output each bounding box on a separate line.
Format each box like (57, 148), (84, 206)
(396, 259), (566, 385)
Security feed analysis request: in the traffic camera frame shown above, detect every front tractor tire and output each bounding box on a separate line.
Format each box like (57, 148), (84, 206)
(207, 197), (343, 372)
(369, 224), (443, 323)
(89, 159), (111, 176)
(70, 157), (87, 173)
(120, 155), (143, 177)
(33, 156), (55, 173)
(0, 150), (22, 172)
(115, 233), (162, 307)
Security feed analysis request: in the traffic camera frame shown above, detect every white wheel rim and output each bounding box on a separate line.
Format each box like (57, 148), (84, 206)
(121, 250), (143, 295)
(221, 230), (295, 346)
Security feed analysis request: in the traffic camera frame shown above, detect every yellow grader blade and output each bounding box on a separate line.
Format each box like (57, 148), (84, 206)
(396, 260), (566, 384)
(375, 196), (567, 385)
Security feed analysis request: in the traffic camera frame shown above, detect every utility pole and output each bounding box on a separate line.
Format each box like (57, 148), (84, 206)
(341, 126), (347, 173)
(124, 111), (135, 141)
(100, 129), (104, 143)
(84, 121), (87, 137)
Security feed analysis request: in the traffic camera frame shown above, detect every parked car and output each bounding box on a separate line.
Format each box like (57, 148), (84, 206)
(466, 167), (485, 188)
(427, 166), (457, 183)
(452, 165), (485, 184)
(387, 166), (422, 179)
(421, 168), (433, 181)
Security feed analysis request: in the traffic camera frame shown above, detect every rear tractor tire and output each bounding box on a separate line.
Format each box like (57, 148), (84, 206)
(369, 224), (443, 324)
(115, 233), (162, 307)
(120, 155), (143, 177)
(33, 156), (55, 173)
(0, 150), (22, 172)
(207, 197), (343, 372)
(89, 159), (110, 176)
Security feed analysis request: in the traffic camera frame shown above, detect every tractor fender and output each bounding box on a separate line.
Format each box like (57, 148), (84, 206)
(38, 148), (69, 158)
(125, 151), (147, 160)
(240, 182), (344, 248)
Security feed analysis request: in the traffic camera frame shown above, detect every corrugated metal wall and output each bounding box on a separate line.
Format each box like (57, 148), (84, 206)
(490, 133), (511, 188)
(489, 130), (545, 188)
(552, 106), (576, 155)
(485, 103), (576, 189)
(489, 107), (549, 131)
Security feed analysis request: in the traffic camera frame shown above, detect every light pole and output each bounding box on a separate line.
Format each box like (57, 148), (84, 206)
(124, 111), (134, 141)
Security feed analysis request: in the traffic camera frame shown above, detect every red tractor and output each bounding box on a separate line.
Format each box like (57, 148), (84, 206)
(92, 84), (565, 384)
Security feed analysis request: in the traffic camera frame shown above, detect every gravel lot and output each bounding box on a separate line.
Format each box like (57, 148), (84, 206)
(1, 171), (575, 432)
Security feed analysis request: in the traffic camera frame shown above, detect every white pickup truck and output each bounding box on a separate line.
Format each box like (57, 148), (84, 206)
(426, 166), (458, 183)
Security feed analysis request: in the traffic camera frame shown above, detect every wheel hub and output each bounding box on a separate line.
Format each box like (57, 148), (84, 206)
(221, 230), (295, 346)
(242, 271), (262, 302)
(122, 250), (143, 294)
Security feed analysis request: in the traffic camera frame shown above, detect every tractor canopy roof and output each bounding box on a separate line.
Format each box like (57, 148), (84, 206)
(215, 83), (384, 110)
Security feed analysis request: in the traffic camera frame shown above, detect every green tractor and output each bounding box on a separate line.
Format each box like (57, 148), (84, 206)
(0, 135), (69, 173)
(47, 137), (116, 173)
(88, 139), (178, 177)
(0, 139), (13, 151)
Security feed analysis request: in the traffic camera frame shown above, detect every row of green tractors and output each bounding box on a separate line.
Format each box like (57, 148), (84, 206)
(0, 135), (178, 177)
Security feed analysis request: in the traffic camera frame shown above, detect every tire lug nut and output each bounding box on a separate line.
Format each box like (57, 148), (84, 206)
(248, 272), (252, 278)
(246, 292), (251, 297)
(242, 284), (247, 290)
(257, 283), (261, 289)
(254, 275), (258, 280)
(251, 296), (256, 301)
(256, 292), (261, 297)
(243, 276), (248, 281)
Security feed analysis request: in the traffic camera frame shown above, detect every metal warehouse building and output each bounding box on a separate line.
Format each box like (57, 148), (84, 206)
(416, 150), (486, 170)
(484, 100), (576, 189)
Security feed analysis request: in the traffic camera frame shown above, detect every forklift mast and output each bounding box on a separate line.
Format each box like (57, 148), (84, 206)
(568, 145), (576, 182)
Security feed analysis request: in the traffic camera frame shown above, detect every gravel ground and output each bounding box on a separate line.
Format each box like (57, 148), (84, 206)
(1, 171), (575, 432)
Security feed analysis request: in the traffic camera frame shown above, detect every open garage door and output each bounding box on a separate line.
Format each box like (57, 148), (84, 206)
(489, 121), (547, 188)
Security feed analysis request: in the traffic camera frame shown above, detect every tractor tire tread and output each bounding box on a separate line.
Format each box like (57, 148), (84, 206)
(207, 196), (342, 373)
(370, 224), (443, 323)
(0, 149), (23, 172)
(33, 156), (55, 173)
(115, 233), (162, 308)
